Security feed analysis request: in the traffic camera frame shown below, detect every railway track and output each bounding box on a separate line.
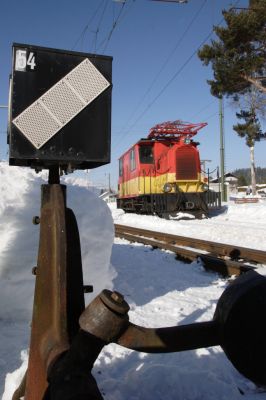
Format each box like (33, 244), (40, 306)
(114, 224), (266, 276)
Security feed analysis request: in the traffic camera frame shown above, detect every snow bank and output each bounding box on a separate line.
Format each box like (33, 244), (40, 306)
(0, 162), (115, 396)
(2, 351), (28, 400)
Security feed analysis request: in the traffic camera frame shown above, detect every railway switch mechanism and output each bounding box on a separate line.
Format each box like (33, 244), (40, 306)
(7, 43), (266, 399)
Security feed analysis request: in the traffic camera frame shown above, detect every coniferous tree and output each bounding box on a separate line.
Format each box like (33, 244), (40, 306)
(198, 0), (266, 97)
(198, 0), (266, 194)
(237, 175), (248, 187)
(233, 168), (266, 184)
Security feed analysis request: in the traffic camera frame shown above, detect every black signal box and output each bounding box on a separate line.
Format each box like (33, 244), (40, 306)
(8, 43), (112, 171)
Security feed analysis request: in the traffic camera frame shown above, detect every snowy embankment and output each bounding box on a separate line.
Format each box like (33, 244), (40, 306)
(1, 161), (266, 399)
(111, 200), (266, 251)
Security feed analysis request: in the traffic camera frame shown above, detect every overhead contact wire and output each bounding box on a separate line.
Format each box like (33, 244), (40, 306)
(113, 0), (241, 151)
(71, 0), (106, 50)
(93, 0), (109, 53)
(112, 0), (208, 148)
(97, 0), (128, 54)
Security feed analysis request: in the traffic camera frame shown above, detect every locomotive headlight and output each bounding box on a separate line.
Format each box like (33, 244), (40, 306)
(202, 183), (209, 191)
(163, 183), (172, 193)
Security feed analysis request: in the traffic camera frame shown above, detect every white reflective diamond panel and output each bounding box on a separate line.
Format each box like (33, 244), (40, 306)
(42, 81), (85, 124)
(12, 59), (110, 149)
(13, 102), (60, 149)
(67, 58), (110, 103)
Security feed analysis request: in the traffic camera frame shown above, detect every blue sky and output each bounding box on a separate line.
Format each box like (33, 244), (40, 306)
(1, 0), (265, 188)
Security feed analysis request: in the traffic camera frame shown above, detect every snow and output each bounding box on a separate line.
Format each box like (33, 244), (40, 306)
(111, 201), (266, 251)
(1, 161), (266, 399)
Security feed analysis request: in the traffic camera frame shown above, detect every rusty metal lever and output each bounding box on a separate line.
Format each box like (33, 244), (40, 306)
(117, 321), (220, 353)
(79, 271), (266, 386)
(79, 289), (220, 353)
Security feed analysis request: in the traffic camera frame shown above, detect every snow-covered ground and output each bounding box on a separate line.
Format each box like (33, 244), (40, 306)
(111, 200), (266, 251)
(1, 161), (266, 399)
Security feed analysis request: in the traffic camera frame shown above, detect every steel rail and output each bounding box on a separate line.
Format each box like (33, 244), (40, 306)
(114, 224), (266, 276)
(114, 224), (266, 264)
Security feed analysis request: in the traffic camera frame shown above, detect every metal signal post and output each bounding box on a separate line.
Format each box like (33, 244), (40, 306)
(8, 43), (113, 399)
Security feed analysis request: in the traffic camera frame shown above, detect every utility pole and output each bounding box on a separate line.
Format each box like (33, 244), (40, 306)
(105, 172), (111, 192)
(108, 172), (111, 192)
(219, 96), (226, 201)
(201, 159), (211, 176)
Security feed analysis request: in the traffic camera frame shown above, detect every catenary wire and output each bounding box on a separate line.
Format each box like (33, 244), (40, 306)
(112, 0), (241, 152)
(190, 100), (215, 120)
(97, 0), (128, 54)
(112, 0), (208, 148)
(92, 0), (109, 53)
(112, 28), (217, 151)
(71, 0), (106, 50)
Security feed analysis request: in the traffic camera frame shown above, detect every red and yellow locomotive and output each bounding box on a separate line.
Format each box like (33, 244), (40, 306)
(117, 120), (220, 217)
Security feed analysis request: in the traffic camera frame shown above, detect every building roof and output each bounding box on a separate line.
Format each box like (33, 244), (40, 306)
(211, 172), (238, 183)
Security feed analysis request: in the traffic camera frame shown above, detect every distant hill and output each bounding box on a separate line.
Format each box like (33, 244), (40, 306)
(232, 167), (266, 185)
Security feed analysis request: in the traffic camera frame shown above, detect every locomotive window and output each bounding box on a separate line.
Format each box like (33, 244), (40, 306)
(119, 158), (123, 176)
(139, 145), (154, 164)
(130, 149), (136, 171)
